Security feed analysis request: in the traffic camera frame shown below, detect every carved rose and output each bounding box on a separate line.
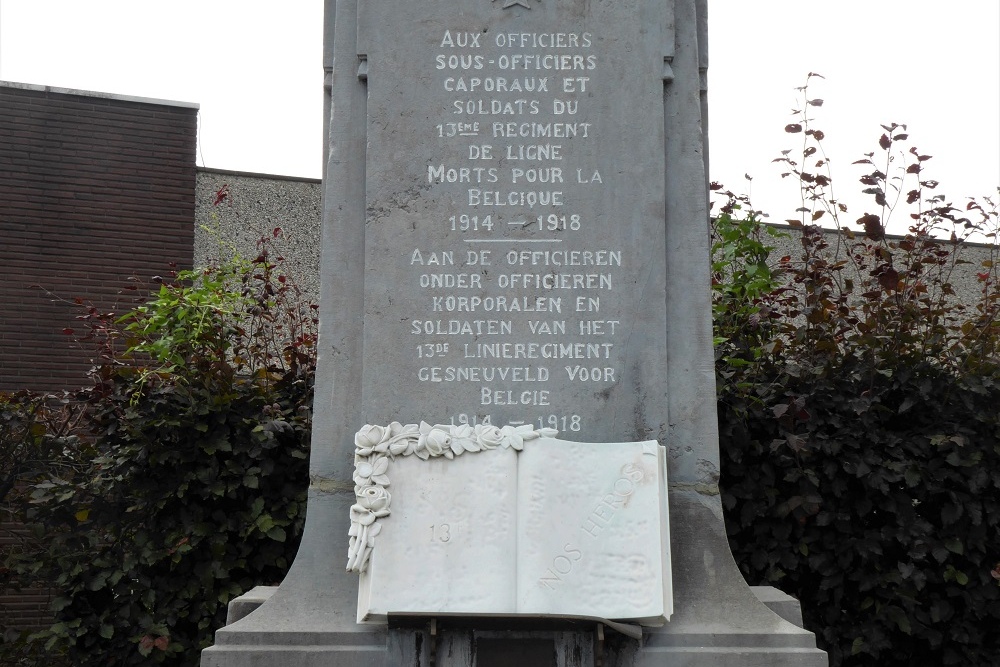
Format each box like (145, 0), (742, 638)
(422, 428), (451, 457)
(358, 485), (391, 513)
(355, 424), (387, 450)
(476, 424), (504, 449)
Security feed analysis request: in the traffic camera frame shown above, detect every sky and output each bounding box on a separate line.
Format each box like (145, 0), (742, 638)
(1, 1), (998, 234)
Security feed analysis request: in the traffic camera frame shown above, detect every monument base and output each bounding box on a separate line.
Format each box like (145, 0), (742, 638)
(629, 491), (828, 666)
(203, 492), (826, 667)
(200, 491), (387, 667)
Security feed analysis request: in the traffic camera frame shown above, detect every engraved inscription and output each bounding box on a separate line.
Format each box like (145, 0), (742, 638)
(539, 462), (645, 589)
(363, 4), (665, 434)
(415, 28), (616, 426)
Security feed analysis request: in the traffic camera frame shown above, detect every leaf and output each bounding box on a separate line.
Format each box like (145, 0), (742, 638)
(942, 503), (963, 523)
(885, 606), (912, 634)
(785, 123), (803, 133)
(266, 526), (287, 542)
(859, 213), (885, 241)
(944, 537), (964, 555)
(879, 133), (892, 150)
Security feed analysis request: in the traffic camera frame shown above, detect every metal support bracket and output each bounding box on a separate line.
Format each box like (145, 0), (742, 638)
(429, 618), (439, 667)
(594, 623), (606, 667)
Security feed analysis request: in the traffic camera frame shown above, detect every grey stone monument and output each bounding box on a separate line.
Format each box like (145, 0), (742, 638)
(201, 0), (828, 664)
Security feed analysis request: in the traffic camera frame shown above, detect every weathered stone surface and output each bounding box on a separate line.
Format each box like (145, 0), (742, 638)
(357, 0), (669, 436)
(751, 586), (805, 628)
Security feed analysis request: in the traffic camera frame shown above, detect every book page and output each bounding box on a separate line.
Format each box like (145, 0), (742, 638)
(358, 447), (519, 622)
(515, 439), (668, 623)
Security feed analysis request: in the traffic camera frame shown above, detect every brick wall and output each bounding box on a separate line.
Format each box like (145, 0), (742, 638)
(0, 82), (197, 391)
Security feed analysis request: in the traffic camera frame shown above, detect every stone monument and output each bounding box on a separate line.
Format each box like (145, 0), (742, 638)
(201, 0), (828, 664)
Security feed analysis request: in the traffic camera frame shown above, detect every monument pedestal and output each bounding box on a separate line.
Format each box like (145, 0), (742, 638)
(203, 493), (826, 666)
(387, 619), (602, 667)
(633, 493), (826, 666)
(200, 492), (386, 667)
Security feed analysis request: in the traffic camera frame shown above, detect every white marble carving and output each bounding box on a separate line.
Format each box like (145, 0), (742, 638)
(347, 421), (557, 573)
(351, 431), (672, 626)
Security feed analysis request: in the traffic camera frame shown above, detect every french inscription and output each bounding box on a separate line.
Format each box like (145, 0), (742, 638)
(538, 462), (645, 590)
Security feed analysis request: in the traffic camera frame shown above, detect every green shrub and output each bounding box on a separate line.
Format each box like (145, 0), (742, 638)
(716, 76), (1000, 666)
(0, 391), (87, 665)
(2, 229), (316, 666)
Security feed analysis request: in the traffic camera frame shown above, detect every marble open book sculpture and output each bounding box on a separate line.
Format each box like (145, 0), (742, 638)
(348, 422), (672, 626)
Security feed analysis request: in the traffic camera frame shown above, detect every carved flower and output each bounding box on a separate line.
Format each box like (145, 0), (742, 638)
(355, 424), (389, 455)
(354, 455), (390, 487)
(475, 424), (504, 450)
(423, 428), (451, 457)
(357, 485), (391, 514)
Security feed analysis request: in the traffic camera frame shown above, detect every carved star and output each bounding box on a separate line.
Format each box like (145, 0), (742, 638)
(494, 0), (533, 8)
